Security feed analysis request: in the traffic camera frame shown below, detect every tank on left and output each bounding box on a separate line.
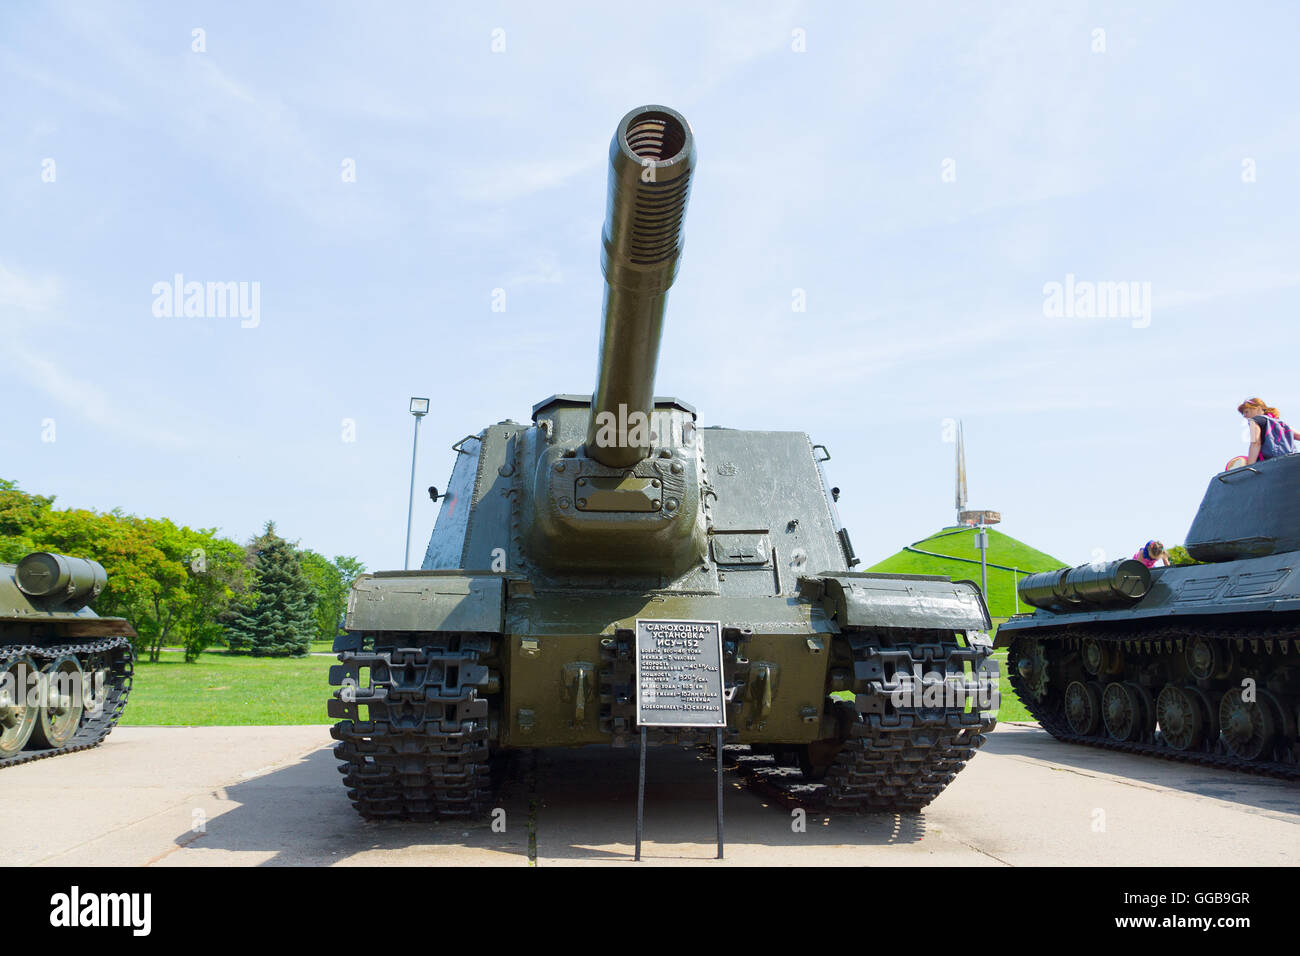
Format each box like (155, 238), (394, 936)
(0, 552), (135, 765)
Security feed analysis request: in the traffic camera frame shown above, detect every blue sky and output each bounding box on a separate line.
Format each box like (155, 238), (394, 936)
(2, 1), (1297, 574)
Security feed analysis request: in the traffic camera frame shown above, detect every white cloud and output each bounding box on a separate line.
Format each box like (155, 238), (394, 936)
(0, 52), (128, 117)
(8, 346), (191, 451)
(0, 263), (59, 313)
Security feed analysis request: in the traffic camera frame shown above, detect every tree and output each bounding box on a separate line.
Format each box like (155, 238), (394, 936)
(125, 516), (195, 662)
(21, 504), (180, 661)
(0, 478), (54, 562)
(332, 554), (366, 628)
(1, 481), (342, 663)
(178, 534), (248, 662)
(1167, 545), (1202, 567)
(32, 507), (236, 663)
(225, 522), (317, 657)
(299, 551), (367, 648)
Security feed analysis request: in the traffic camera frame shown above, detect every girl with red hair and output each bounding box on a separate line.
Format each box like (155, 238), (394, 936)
(1238, 397), (1296, 463)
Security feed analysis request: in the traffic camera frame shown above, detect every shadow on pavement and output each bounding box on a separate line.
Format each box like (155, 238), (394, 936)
(530, 745), (928, 862)
(172, 738), (953, 864)
(171, 746), (530, 866)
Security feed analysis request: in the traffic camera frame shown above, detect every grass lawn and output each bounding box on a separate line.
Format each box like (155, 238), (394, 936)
(992, 648), (1032, 722)
(119, 650), (335, 726)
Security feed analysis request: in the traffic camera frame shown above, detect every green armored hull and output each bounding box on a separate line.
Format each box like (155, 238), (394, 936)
(1, 552), (135, 766)
(328, 106), (998, 820)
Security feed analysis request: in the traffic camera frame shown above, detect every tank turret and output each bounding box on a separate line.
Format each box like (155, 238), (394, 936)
(1184, 455), (1300, 561)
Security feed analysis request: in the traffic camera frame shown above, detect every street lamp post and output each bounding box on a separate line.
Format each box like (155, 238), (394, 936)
(405, 397), (430, 570)
(974, 522), (989, 601)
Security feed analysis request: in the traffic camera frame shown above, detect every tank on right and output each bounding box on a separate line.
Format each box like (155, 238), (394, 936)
(998, 454), (1300, 776)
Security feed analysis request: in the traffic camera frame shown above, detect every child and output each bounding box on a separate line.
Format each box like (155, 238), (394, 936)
(1133, 540), (1170, 568)
(1238, 397), (1296, 463)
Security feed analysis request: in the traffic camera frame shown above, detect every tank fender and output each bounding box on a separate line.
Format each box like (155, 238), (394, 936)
(800, 573), (991, 631)
(344, 571), (505, 633)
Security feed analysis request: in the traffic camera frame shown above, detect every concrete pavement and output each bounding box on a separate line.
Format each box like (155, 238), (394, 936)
(1, 723), (1295, 866)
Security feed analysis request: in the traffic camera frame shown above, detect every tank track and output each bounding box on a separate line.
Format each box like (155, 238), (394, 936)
(329, 632), (496, 820)
(823, 631), (998, 810)
(327, 630), (997, 818)
(1004, 620), (1300, 780)
(0, 635), (134, 769)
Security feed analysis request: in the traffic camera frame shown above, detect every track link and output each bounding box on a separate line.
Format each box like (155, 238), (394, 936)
(819, 631), (998, 810)
(329, 632), (495, 820)
(1005, 623), (1300, 781)
(0, 636), (134, 769)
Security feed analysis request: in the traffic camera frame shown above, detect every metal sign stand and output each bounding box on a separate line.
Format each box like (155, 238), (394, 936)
(714, 726), (724, 857)
(634, 726), (725, 861)
(632, 619), (727, 862)
(635, 726), (647, 861)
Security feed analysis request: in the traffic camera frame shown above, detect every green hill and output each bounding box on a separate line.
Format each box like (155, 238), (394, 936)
(866, 527), (1065, 620)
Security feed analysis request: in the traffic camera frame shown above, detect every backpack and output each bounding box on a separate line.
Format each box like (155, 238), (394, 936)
(1254, 414), (1296, 460)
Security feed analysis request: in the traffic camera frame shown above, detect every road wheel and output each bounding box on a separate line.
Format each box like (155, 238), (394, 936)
(1219, 688), (1276, 760)
(0, 657), (39, 757)
(1126, 682), (1156, 741)
(1156, 684), (1204, 751)
(1064, 680), (1102, 736)
(1101, 682), (1138, 741)
(31, 655), (85, 749)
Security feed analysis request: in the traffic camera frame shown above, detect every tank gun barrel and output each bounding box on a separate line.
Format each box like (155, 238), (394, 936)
(585, 105), (695, 467)
(1019, 559), (1151, 612)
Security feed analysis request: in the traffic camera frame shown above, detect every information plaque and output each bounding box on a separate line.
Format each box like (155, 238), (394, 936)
(634, 618), (726, 728)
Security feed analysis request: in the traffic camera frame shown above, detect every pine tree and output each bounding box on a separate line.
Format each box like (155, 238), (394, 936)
(225, 522), (317, 657)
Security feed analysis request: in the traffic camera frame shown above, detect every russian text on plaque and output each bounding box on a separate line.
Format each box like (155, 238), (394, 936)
(634, 618), (726, 728)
